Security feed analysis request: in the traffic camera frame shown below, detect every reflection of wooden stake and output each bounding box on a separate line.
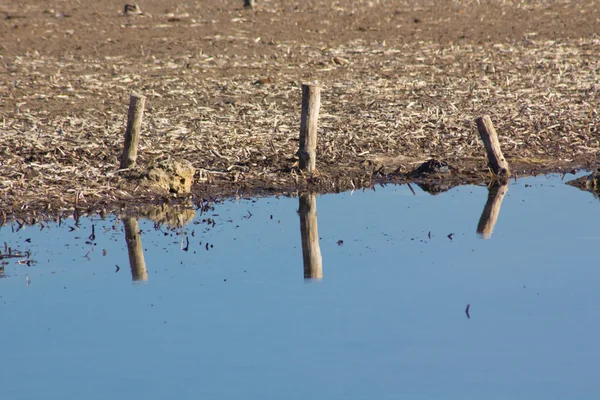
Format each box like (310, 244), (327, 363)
(120, 93), (146, 169)
(297, 84), (321, 173)
(298, 193), (323, 279)
(475, 115), (510, 178)
(476, 182), (509, 239)
(123, 216), (148, 281)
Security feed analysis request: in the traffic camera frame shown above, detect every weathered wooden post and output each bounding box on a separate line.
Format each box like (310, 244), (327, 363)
(298, 193), (323, 279)
(297, 84), (321, 173)
(476, 181), (509, 239)
(475, 115), (510, 178)
(123, 216), (148, 281)
(120, 93), (146, 169)
(244, 0), (255, 9)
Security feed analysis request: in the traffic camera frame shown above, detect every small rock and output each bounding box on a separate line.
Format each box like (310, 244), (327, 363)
(145, 159), (195, 194)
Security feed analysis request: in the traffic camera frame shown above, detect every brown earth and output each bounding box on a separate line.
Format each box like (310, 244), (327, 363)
(1, 0), (599, 219)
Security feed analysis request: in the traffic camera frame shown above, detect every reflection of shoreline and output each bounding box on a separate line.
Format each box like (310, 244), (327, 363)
(476, 182), (509, 239)
(123, 217), (148, 281)
(298, 193), (323, 280)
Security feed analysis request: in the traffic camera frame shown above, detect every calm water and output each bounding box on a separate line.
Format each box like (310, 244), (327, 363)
(1, 174), (599, 400)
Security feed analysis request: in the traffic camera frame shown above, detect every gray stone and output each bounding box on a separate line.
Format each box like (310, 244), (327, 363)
(145, 159), (195, 194)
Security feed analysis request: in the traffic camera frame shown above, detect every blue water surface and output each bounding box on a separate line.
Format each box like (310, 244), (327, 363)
(1, 174), (599, 400)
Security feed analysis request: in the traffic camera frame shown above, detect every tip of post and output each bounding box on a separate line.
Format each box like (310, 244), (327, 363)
(302, 81), (320, 88)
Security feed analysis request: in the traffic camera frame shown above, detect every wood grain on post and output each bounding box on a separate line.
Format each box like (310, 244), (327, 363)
(244, 0), (255, 8)
(297, 84), (321, 173)
(120, 93), (146, 169)
(476, 181), (509, 239)
(475, 115), (510, 177)
(298, 193), (323, 279)
(123, 216), (148, 281)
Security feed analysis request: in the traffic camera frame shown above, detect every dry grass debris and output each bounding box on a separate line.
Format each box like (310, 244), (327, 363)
(0, 0), (598, 219)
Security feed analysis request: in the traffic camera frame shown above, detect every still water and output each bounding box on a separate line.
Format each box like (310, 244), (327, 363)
(1, 174), (599, 400)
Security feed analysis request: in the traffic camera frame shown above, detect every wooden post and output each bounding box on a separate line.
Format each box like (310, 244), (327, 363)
(475, 115), (510, 177)
(476, 181), (509, 239)
(120, 93), (146, 169)
(297, 84), (321, 173)
(298, 193), (323, 279)
(123, 216), (148, 281)
(244, 0), (255, 8)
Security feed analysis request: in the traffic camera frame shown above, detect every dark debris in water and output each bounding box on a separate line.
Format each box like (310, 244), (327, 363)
(408, 159), (457, 195)
(414, 181), (455, 195)
(566, 170), (600, 199)
(411, 159), (452, 177)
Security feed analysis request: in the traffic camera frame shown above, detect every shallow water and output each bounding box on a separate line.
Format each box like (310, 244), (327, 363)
(2, 174), (599, 400)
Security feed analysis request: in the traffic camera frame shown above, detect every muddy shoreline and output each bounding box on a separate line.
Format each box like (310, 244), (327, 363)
(1, 160), (592, 224)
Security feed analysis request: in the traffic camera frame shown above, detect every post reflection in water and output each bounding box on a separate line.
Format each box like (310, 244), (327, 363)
(476, 181), (509, 239)
(123, 216), (148, 281)
(298, 193), (323, 280)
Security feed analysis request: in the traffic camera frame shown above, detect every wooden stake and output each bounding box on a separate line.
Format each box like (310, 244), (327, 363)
(120, 93), (146, 169)
(123, 216), (148, 281)
(298, 193), (323, 279)
(476, 181), (509, 239)
(244, 0), (255, 8)
(297, 84), (321, 173)
(475, 115), (510, 177)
